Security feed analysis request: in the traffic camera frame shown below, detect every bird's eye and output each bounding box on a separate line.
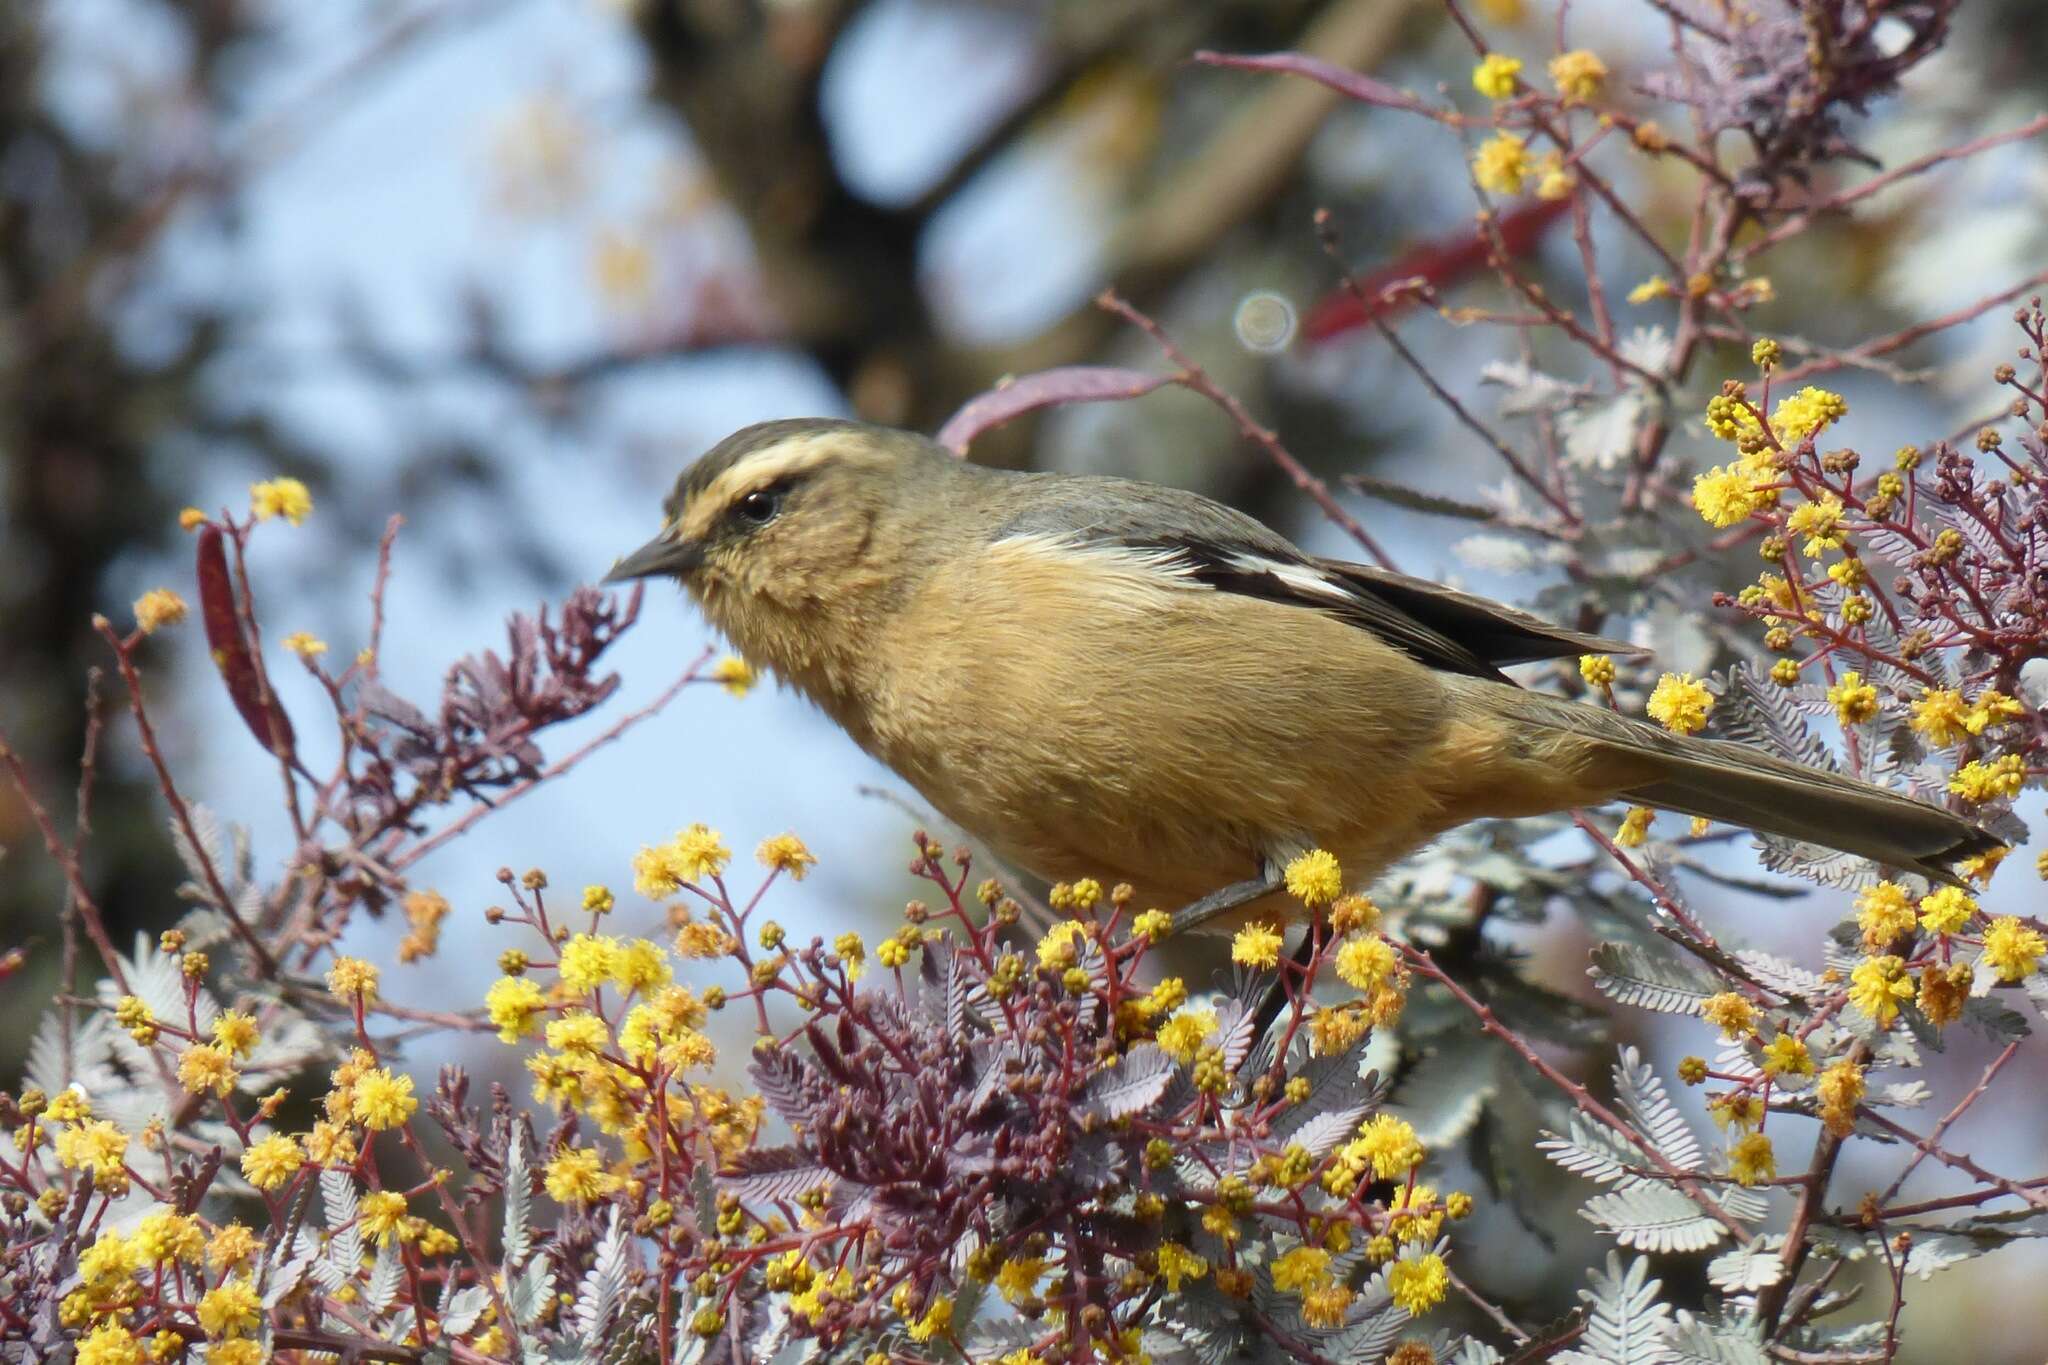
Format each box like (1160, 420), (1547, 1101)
(735, 488), (782, 527)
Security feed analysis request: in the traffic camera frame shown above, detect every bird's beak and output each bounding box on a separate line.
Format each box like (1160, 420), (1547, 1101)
(602, 531), (704, 584)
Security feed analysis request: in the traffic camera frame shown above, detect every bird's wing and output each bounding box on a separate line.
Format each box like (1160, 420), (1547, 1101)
(988, 472), (1639, 681)
(1315, 559), (1646, 672)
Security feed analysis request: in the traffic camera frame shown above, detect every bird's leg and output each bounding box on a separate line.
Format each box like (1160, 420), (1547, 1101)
(1168, 862), (1283, 936)
(1250, 924), (1321, 1044)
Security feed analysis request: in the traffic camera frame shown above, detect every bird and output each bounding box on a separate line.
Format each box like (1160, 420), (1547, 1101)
(604, 417), (1999, 931)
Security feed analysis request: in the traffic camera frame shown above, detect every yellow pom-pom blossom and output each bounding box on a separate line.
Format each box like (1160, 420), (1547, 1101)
(55, 1119), (129, 1186)
(197, 1276), (262, 1338)
(1548, 49), (1607, 100)
(1386, 1251), (1450, 1315)
(1690, 461), (1769, 527)
(205, 1010), (259, 1059)
(76, 1322), (144, 1365)
(326, 956), (379, 1002)
(633, 823), (732, 895)
(1615, 806), (1654, 848)
(1035, 920), (1087, 969)
(1769, 387), (1847, 443)
(133, 1210), (205, 1265)
(1918, 962), (1971, 1029)
(904, 1296), (953, 1344)
(351, 1067), (418, 1130)
(1826, 671), (1878, 726)
(1155, 1007), (1218, 1063)
(1949, 755), (2026, 804)
(1629, 275), (1674, 304)
(359, 1190), (409, 1243)
(239, 1133), (305, 1191)
(45, 1089), (92, 1123)
(486, 975), (548, 1042)
(1960, 844), (2009, 886)
(1917, 886), (1977, 937)
(1969, 690), (2025, 733)
(133, 588), (188, 634)
(1646, 673), (1713, 735)
(1855, 881), (1916, 950)
(544, 1146), (622, 1204)
(1355, 1113), (1425, 1179)
(178, 1043), (238, 1097)
(1816, 1059), (1865, 1135)
(1232, 921), (1284, 970)
(1728, 1132), (1775, 1186)
(1981, 917), (2046, 982)
(670, 823), (731, 881)
(544, 1010), (609, 1056)
(77, 1228), (139, 1286)
(757, 833), (817, 880)
(557, 933), (621, 993)
(1579, 653), (1615, 687)
(1131, 908), (1172, 943)
(1334, 934), (1397, 993)
(1909, 688), (1972, 746)
(1471, 133), (1529, 194)
(611, 937), (671, 994)
(207, 1224), (260, 1275)
(1471, 53), (1522, 99)
(1271, 1245), (1333, 1294)
(1847, 956), (1914, 1028)
(1760, 1034), (1812, 1078)
(1155, 1241), (1208, 1291)
(711, 655), (754, 697)
(249, 476), (313, 525)
(283, 631), (327, 659)
(1284, 849), (1344, 908)
(1785, 493), (1847, 558)
(1330, 893), (1379, 936)
(1700, 992), (1755, 1039)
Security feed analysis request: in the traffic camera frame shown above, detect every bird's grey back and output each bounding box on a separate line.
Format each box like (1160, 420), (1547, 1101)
(986, 469), (1303, 561)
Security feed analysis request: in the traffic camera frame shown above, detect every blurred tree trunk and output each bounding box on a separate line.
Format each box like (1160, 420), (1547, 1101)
(632, 0), (1422, 445)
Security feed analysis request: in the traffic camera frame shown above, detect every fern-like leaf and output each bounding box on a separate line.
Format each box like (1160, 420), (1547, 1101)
(1554, 1252), (1676, 1364)
(576, 1207), (631, 1343)
(502, 1126), (533, 1271)
(320, 1169), (363, 1277)
(1588, 943), (1721, 1015)
(1581, 1185), (1727, 1253)
(1668, 1311), (1770, 1365)
(1079, 1043), (1174, 1121)
(1538, 1115), (1643, 1186)
(1706, 1238), (1785, 1292)
(1613, 1047), (1703, 1171)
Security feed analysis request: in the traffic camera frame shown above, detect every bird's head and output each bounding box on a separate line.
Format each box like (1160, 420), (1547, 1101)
(604, 418), (954, 687)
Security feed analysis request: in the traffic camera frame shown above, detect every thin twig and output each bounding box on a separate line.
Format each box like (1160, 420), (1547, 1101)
(1096, 289), (1397, 567)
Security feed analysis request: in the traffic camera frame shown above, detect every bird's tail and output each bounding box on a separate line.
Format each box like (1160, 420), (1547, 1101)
(1476, 684), (2003, 885)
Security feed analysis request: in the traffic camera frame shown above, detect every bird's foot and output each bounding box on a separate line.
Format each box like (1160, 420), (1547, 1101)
(1167, 862), (1283, 936)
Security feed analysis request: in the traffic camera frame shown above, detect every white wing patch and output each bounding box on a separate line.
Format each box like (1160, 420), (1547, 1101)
(987, 530), (1204, 581)
(1216, 549), (1358, 607)
(985, 532), (1365, 615)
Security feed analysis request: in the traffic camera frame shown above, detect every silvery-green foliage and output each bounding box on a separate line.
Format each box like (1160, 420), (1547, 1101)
(1588, 942), (1724, 1015)
(1555, 1254), (1676, 1365)
(575, 1209), (631, 1345)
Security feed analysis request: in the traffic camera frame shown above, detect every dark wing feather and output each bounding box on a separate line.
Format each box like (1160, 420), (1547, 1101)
(988, 469), (1641, 680)
(1318, 560), (1646, 670)
(1158, 539), (1505, 679)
